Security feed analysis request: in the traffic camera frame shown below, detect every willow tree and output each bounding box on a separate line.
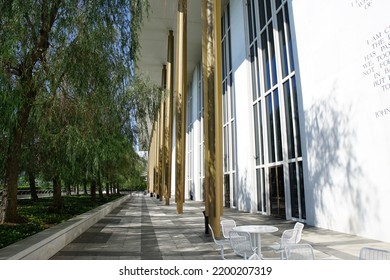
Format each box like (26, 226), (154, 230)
(0, 0), (149, 223)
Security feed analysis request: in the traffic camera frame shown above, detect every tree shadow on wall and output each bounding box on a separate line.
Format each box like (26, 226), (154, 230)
(304, 93), (379, 233)
(236, 168), (251, 212)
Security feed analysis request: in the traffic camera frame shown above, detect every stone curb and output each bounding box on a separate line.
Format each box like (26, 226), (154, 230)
(0, 195), (130, 260)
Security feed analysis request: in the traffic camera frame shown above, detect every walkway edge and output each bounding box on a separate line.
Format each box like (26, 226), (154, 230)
(0, 195), (130, 260)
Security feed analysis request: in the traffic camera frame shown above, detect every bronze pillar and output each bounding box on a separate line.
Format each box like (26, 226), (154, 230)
(175, 0), (187, 214)
(202, 0), (223, 236)
(165, 30), (175, 205)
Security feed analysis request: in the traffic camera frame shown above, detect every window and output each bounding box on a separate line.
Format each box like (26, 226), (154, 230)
(248, 0), (305, 220)
(222, 4), (237, 207)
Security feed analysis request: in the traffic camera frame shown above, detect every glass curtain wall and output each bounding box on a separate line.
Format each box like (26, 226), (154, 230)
(198, 64), (205, 201)
(222, 3), (237, 208)
(186, 87), (194, 199)
(247, 0), (305, 220)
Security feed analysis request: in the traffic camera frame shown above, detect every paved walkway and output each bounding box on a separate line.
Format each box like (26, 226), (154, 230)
(51, 192), (390, 260)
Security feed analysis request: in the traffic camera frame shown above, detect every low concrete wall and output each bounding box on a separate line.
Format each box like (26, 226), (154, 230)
(0, 195), (130, 260)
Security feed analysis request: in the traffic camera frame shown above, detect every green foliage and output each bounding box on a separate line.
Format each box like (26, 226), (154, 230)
(1, 0), (154, 222)
(0, 195), (123, 249)
(0, 222), (44, 249)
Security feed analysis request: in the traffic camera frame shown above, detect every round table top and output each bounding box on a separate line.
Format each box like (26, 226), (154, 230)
(233, 225), (278, 234)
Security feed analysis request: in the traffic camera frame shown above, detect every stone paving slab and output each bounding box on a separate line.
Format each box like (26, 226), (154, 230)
(51, 192), (390, 260)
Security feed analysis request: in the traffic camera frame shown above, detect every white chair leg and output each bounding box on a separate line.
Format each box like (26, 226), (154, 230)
(220, 245), (225, 260)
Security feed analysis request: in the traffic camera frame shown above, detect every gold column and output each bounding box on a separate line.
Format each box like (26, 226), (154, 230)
(154, 112), (159, 195)
(148, 120), (157, 195)
(147, 125), (154, 194)
(175, 0), (187, 214)
(214, 0), (223, 226)
(159, 65), (167, 201)
(202, 0), (223, 236)
(165, 30), (175, 205)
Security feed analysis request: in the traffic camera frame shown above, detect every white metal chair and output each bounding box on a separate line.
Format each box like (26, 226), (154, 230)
(359, 247), (390, 260)
(229, 230), (257, 259)
(220, 219), (236, 239)
(208, 224), (230, 260)
(270, 222), (304, 259)
(284, 243), (315, 260)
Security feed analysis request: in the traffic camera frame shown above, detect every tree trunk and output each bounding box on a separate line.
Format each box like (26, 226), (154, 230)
(0, 153), (19, 223)
(90, 180), (96, 202)
(65, 182), (71, 196)
(0, 1), (61, 223)
(83, 178), (88, 195)
(97, 174), (103, 199)
(110, 183), (114, 195)
(0, 98), (34, 223)
(116, 183), (121, 195)
(52, 176), (63, 211)
(28, 172), (39, 201)
(105, 183), (110, 197)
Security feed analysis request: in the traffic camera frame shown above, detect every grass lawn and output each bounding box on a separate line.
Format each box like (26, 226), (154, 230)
(0, 194), (124, 249)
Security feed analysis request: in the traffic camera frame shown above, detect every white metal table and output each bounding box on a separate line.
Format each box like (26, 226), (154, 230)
(233, 225), (278, 256)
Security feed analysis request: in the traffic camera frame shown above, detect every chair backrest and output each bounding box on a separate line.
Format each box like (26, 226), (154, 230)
(280, 229), (298, 246)
(281, 222), (304, 246)
(293, 222), (304, 243)
(221, 219), (236, 239)
(359, 247), (390, 260)
(229, 230), (256, 259)
(284, 244), (315, 260)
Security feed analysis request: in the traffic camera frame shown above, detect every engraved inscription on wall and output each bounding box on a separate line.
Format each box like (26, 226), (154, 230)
(362, 25), (390, 93)
(351, 0), (373, 9)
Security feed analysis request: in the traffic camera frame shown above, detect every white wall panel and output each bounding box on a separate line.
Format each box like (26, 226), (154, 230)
(229, 0), (254, 212)
(292, 0), (390, 242)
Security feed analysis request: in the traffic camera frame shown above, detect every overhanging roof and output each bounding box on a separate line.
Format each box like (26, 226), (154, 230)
(136, 0), (203, 86)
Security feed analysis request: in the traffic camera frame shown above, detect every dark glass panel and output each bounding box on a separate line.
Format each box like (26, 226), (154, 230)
(222, 38), (226, 78)
(284, 81), (295, 158)
(266, 94), (275, 162)
(231, 124), (236, 168)
(292, 77), (302, 157)
(277, 9), (288, 77)
(273, 90), (283, 161)
(257, 168), (262, 211)
(232, 172), (236, 207)
(262, 168), (266, 212)
(259, 101), (264, 164)
(228, 29), (232, 71)
(253, 103), (260, 166)
(247, 0), (254, 43)
(275, 0), (282, 9)
(268, 23), (278, 86)
(259, 0), (266, 30)
(270, 165), (285, 218)
(265, 0), (272, 21)
(261, 31), (271, 91)
(250, 0), (257, 39)
(224, 174), (230, 207)
(289, 163), (299, 218)
(250, 45), (258, 101)
(299, 161), (306, 219)
(227, 3), (230, 27)
(285, 5), (295, 72)
(221, 13), (225, 37)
